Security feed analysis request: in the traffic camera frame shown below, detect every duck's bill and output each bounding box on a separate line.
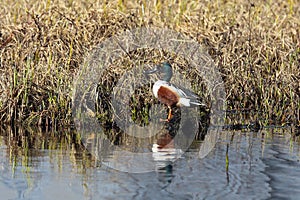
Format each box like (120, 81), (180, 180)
(143, 65), (160, 74)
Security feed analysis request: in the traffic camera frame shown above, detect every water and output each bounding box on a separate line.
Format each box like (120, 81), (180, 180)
(0, 127), (300, 200)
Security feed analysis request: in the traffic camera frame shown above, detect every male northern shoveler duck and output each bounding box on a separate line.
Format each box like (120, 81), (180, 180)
(144, 62), (205, 121)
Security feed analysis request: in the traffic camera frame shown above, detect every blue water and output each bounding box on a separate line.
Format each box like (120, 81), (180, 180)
(0, 128), (300, 200)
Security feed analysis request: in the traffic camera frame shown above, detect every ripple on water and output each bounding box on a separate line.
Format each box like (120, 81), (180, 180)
(0, 128), (300, 199)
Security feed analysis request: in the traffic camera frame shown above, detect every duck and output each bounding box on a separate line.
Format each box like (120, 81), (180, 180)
(144, 62), (205, 121)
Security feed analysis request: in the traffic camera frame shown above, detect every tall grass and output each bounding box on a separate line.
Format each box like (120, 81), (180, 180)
(0, 0), (299, 127)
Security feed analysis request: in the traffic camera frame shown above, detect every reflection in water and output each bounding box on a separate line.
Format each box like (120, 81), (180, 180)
(0, 126), (300, 199)
(81, 105), (207, 173)
(0, 126), (96, 200)
(152, 131), (180, 187)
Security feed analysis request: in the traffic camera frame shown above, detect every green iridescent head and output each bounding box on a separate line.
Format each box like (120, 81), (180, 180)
(143, 62), (173, 82)
(161, 62), (173, 82)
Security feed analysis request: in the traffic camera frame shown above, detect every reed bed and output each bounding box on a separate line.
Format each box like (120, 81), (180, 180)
(0, 0), (299, 128)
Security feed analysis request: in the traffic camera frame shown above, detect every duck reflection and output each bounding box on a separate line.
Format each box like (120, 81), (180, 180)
(149, 107), (180, 186)
(152, 131), (179, 186)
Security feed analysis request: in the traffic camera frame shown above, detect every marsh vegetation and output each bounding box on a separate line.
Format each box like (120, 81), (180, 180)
(0, 0), (299, 129)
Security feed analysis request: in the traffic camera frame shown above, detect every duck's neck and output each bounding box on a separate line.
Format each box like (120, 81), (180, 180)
(163, 67), (173, 82)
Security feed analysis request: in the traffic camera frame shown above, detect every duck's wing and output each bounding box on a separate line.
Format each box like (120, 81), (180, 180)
(167, 82), (200, 99)
(161, 82), (205, 107)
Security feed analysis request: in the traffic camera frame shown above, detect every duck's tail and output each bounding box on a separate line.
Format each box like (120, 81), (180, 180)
(178, 98), (190, 107)
(190, 101), (206, 106)
(178, 98), (206, 107)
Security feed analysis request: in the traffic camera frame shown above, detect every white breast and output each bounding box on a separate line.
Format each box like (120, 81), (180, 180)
(152, 80), (167, 98)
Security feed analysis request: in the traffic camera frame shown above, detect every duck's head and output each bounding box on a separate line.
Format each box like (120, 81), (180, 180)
(144, 62), (173, 82)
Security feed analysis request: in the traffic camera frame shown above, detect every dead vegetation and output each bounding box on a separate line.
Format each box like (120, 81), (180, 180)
(0, 0), (299, 127)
